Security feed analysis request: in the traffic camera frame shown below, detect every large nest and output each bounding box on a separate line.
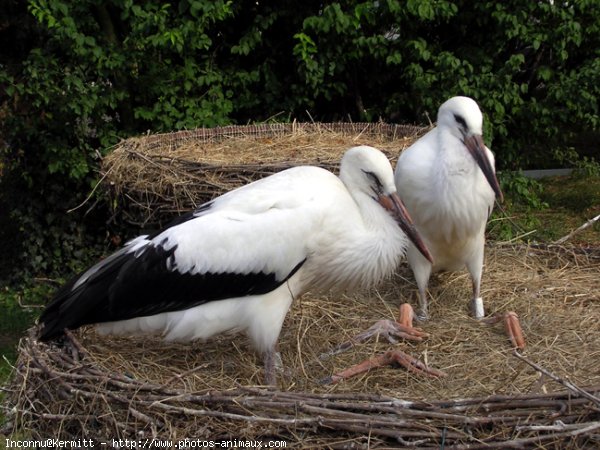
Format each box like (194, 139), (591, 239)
(101, 122), (427, 227)
(3, 244), (600, 448)
(3, 124), (600, 447)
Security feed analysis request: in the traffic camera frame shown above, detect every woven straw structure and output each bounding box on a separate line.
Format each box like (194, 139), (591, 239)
(101, 122), (427, 227)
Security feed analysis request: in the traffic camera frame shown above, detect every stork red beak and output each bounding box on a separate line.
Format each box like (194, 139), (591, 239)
(464, 134), (504, 202)
(380, 193), (434, 264)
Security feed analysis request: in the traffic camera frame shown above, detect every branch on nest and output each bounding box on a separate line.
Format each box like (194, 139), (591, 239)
(513, 351), (600, 407)
(553, 214), (600, 244)
(6, 328), (600, 446)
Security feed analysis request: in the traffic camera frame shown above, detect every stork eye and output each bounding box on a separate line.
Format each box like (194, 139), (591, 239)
(453, 114), (467, 130)
(363, 170), (383, 193)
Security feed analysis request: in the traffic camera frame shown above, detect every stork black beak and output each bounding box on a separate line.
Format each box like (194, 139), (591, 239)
(379, 192), (434, 264)
(464, 134), (504, 202)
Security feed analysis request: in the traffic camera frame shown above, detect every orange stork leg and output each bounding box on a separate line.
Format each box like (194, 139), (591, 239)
(321, 349), (446, 384)
(482, 311), (526, 350)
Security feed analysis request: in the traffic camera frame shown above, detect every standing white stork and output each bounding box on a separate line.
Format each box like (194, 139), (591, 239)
(394, 96), (503, 320)
(39, 145), (432, 385)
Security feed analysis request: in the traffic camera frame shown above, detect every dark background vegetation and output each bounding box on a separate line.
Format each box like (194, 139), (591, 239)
(0, 0), (598, 286)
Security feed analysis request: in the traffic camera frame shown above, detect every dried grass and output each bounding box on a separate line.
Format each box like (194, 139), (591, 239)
(3, 125), (600, 448)
(3, 244), (599, 448)
(101, 122), (427, 226)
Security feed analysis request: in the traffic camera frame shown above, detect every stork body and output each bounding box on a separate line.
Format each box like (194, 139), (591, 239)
(39, 145), (431, 384)
(395, 97), (503, 319)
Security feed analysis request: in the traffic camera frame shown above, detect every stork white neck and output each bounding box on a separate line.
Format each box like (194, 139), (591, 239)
(435, 127), (480, 180)
(304, 184), (407, 294)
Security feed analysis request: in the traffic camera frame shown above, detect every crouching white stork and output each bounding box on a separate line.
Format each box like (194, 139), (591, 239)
(38, 145), (432, 385)
(395, 96), (503, 320)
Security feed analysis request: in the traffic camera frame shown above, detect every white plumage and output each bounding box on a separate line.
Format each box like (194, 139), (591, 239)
(395, 96), (503, 319)
(40, 145), (431, 384)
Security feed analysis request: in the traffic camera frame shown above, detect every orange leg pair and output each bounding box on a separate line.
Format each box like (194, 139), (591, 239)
(321, 303), (446, 384)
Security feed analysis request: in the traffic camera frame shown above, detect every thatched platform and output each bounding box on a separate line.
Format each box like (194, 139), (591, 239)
(3, 124), (599, 448)
(101, 122), (427, 227)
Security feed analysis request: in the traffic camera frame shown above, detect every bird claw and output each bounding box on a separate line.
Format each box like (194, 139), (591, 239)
(397, 302), (415, 328)
(322, 349), (447, 384)
(319, 317), (427, 360)
(416, 310), (429, 322)
(482, 311), (526, 350)
(320, 304), (427, 360)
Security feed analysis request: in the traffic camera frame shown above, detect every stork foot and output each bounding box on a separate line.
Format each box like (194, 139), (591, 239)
(415, 296), (430, 322)
(320, 349), (446, 384)
(471, 297), (485, 319)
(416, 308), (429, 322)
(320, 304), (427, 360)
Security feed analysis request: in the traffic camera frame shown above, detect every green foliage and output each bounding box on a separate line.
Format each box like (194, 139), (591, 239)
(0, 283), (48, 384)
(499, 171), (549, 211)
(573, 157), (600, 178)
(0, 282), (53, 416)
(489, 174), (600, 243)
(488, 171), (549, 241)
(541, 174), (600, 214)
(0, 284), (46, 335)
(3, 0), (599, 180)
(0, 0), (598, 283)
(1, 0), (238, 281)
(291, 0), (599, 167)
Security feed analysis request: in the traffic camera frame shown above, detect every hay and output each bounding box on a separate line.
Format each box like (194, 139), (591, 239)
(4, 124), (600, 446)
(3, 244), (600, 448)
(101, 122), (428, 227)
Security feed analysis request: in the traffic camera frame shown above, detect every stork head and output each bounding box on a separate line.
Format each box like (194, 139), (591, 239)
(438, 96), (503, 201)
(340, 146), (433, 263)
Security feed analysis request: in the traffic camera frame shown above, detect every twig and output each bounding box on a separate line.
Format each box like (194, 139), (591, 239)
(498, 229), (538, 245)
(515, 420), (600, 433)
(162, 364), (210, 386)
(489, 202), (529, 235)
(9, 327), (600, 446)
(66, 168), (111, 213)
(16, 294), (45, 309)
(553, 214), (600, 244)
(33, 277), (62, 285)
(424, 111), (434, 127)
(513, 351), (600, 406)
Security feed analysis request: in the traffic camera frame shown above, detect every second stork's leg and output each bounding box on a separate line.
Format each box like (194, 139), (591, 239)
(410, 248), (433, 321)
(466, 237), (486, 319)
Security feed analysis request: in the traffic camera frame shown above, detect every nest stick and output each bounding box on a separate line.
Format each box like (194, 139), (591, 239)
(554, 214), (600, 244)
(513, 350), (600, 406)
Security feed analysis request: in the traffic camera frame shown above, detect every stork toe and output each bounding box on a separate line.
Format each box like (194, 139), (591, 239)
(322, 349), (446, 384)
(369, 319), (428, 343)
(319, 315), (427, 360)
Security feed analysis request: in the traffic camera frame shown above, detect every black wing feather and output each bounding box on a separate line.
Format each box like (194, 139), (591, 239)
(39, 241), (305, 341)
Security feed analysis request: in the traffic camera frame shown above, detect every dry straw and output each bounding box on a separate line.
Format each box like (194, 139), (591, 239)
(3, 124), (600, 448)
(101, 122), (427, 227)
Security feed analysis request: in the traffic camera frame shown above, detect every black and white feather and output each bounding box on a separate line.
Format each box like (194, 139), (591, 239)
(39, 145), (430, 384)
